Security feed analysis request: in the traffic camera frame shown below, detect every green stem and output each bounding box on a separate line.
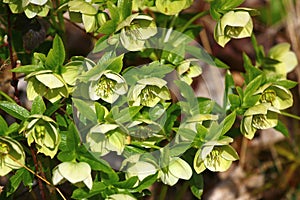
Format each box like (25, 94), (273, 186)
(180, 10), (210, 33)
(280, 111), (300, 120)
(159, 184), (168, 200)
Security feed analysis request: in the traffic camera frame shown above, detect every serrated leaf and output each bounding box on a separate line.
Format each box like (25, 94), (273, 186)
(31, 96), (46, 115)
(0, 101), (30, 120)
(45, 35), (65, 70)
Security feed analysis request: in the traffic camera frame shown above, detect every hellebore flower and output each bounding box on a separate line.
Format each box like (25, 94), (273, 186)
(214, 10), (253, 47)
(123, 155), (157, 182)
(20, 114), (60, 158)
(4, 0), (51, 18)
(241, 103), (280, 139)
(26, 70), (69, 103)
(117, 13), (157, 51)
(155, 0), (192, 15)
(194, 137), (239, 173)
(255, 83), (293, 110)
(177, 59), (202, 85)
(86, 124), (126, 156)
(266, 43), (298, 78)
(123, 154), (192, 186)
(0, 136), (25, 176)
(52, 161), (92, 190)
(128, 77), (170, 107)
(89, 70), (128, 104)
(158, 157), (192, 186)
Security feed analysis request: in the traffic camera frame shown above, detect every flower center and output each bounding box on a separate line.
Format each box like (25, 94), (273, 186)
(252, 114), (268, 128)
(95, 76), (117, 98)
(261, 89), (276, 105)
(225, 26), (243, 37)
(206, 147), (222, 167)
(140, 86), (157, 103)
(0, 143), (9, 155)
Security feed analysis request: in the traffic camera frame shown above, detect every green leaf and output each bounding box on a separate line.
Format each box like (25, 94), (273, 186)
(219, 111), (236, 136)
(0, 101), (30, 120)
(274, 80), (298, 89)
(72, 98), (97, 123)
(7, 168), (33, 196)
(0, 115), (8, 135)
(45, 35), (65, 71)
(274, 120), (289, 137)
(131, 173), (158, 192)
(77, 146), (117, 176)
(71, 182), (106, 199)
(244, 75), (264, 98)
(31, 96), (46, 115)
(107, 1), (120, 22)
(11, 65), (44, 74)
(113, 176), (138, 189)
(190, 173), (203, 199)
(114, 106), (142, 124)
(118, 0), (132, 21)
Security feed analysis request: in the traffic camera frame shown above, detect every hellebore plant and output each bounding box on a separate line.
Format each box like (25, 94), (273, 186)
(52, 161), (93, 190)
(116, 13), (157, 51)
(256, 83), (293, 110)
(266, 43), (298, 78)
(214, 10), (253, 47)
(0, 136), (25, 176)
(128, 77), (170, 107)
(241, 103), (280, 139)
(0, 0), (299, 199)
(20, 114), (61, 158)
(89, 70), (128, 103)
(86, 123), (126, 156)
(3, 0), (51, 18)
(26, 70), (69, 103)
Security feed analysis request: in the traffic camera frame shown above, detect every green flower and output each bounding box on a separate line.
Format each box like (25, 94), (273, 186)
(255, 84), (293, 110)
(117, 14), (157, 51)
(20, 114), (60, 158)
(52, 161), (92, 190)
(241, 103), (280, 139)
(214, 10), (253, 47)
(155, 0), (192, 15)
(122, 155), (157, 182)
(158, 157), (192, 186)
(177, 59), (202, 85)
(86, 124), (126, 156)
(3, 0), (51, 18)
(26, 70), (69, 103)
(123, 154), (192, 186)
(89, 70), (128, 104)
(194, 137), (238, 173)
(0, 136), (25, 176)
(266, 43), (298, 78)
(128, 77), (170, 107)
